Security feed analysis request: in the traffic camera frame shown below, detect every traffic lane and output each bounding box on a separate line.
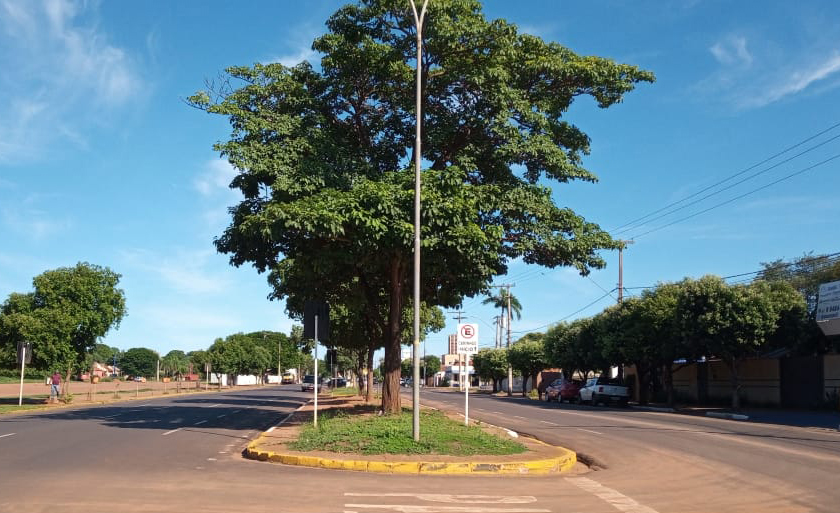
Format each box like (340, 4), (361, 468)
(420, 390), (838, 513)
(0, 387), (307, 475)
(0, 450), (619, 513)
(423, 390), (840, 462)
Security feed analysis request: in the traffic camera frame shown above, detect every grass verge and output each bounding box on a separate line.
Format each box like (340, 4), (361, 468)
(289, 407), (526, 456)
(330, 387), (360, 397)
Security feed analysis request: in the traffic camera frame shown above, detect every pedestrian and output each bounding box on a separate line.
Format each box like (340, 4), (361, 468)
(50, 371), (61, 403)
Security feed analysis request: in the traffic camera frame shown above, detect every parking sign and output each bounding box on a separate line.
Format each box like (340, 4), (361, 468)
(456, 323), (479, 354)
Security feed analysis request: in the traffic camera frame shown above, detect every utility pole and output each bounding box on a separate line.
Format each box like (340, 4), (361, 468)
(490, 284), (515, 396)
(448, 311), (466, 390)
(617, 240), (634, 303)
(408, 0), (429, 443)
(493, 315), (501, 349)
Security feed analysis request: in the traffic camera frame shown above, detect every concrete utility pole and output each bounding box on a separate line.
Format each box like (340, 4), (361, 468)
(491, 283), (515, 396)
(617, 240), (634, 303)
(493, 315), (501, 349)
(408, 0), (429, 443)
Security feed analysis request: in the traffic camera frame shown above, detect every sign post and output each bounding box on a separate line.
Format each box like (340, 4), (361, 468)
(304, 301), (330, 428)
(456, 323), (479, 425)
(16, 341), (32, 407)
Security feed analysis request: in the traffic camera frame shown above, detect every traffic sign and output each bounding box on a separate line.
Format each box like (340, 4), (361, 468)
(456, 323), (478, 354)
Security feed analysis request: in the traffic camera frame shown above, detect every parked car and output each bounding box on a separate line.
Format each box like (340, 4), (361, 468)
(327, 377), (348, 388)
(300, 375), (324, 392)
(578, 376), (629, 406)
(543, 378), (583, 403)
(132, 376), (146, 383)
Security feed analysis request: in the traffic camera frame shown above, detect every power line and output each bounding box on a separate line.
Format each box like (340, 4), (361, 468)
(614, 132), (840, 236)
(612, 120), (840, 234)
(510, 289), (616, 334)
(628, 152), (840, 239)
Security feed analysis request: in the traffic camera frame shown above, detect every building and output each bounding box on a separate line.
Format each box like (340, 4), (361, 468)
(448, 334), (457, 354)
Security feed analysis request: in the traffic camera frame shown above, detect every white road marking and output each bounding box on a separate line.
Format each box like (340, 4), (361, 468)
(219, 450), (227, 454)
(0, 433), (16, 439)
(194, 420), (207, 426)
(232, 410), (241, 414)
(513, 415), (527, 420)
(207, 458), (217, 461)
(266, 426), (275, 433)
(208, 404), (221, 408)
(216, 414), (227, 419)
(344, 505), (547, 512)
(567, 477), (660, 513)
(344, 494), (537, 504)
(138, 403), (151, 406)
(492, 411), (504, 415)
(578, 428), (603, 435)
(162, 428), (181, 436)
(539, 420), (556, 425)
(102, 414), (120, 419)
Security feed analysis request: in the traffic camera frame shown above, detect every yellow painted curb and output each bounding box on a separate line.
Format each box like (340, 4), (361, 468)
(244, 433), (577, 475)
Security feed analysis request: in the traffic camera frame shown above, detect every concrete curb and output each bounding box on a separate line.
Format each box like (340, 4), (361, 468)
(243, 435), (577, 475)
(706, 411), (750, 421)
(630, 405), (676, 413)
(243, 399), (577, 475)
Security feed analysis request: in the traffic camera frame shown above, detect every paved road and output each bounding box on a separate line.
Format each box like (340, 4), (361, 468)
(418, 389), (840, 513)
(2, 386), (838, 512)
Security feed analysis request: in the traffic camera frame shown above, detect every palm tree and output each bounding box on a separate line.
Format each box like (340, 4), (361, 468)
(482, 291), (522, 320)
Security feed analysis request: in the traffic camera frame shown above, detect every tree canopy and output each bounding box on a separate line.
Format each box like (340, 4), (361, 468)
(188, 0), (654, 412)
(120, 347), (158, 378)
(0, 262), (126, 388)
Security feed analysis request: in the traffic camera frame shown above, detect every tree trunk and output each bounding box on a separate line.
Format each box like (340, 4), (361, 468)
(381, 256), (405, 414)
(492, 378), (498, 393)
(63, 366), (73, 399)
(728, 358), (742, 411)
(663, 363), (675, 408)
(635, 362), (649, 405)
(366, 342), (375, 403)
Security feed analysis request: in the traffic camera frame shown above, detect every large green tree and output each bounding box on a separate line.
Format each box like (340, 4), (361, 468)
(507, 334), (546, 396)
(188, 0), (653, 412)
(120, 348), (158, 378)
(472, 348), (508, 393)
(0, 262), (126, 395)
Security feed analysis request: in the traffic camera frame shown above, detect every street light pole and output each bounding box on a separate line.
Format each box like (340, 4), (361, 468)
(409, 0), (429, 443)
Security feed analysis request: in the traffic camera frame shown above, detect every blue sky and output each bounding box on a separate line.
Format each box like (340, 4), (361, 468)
(1, 0), (838, 360)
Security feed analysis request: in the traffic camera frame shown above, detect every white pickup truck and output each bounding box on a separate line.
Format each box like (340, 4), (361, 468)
(578, 376), (629, 407)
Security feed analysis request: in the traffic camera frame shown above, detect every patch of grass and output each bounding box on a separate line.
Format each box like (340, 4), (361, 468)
(331, 387), (360, 397)
(0, 403), (47, 414)
(289, 407), (526, 456)
(0, 377), (44, 384)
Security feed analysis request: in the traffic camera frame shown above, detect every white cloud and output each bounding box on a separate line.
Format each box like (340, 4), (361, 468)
(709, 35), (752, 67)
(0, 204), (71, 241)
(0, 0), (144, 161)
(272, 45), (319, 67)
(119, 247), (230, 295)
(742, 54), (840, 108)
(194, 159), (238, 197)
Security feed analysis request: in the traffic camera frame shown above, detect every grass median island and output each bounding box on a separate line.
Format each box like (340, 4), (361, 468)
(289, 406), (527, 456)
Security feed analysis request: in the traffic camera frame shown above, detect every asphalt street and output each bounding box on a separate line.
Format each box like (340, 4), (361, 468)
(1, 386), (838, 513)
(417, 389), (840, 513)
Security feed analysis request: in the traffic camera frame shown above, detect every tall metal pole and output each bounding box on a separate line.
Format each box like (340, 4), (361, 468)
(506, 287), (513, 396)
(617, 240), (634, 303)
(18, 346), (26, 407)
(409, 0), (429, 443)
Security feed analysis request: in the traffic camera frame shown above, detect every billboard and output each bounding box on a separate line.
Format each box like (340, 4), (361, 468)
(816, 280), (840, 336)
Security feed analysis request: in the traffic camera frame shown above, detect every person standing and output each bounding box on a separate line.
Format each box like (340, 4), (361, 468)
(50, 371), (61, 403)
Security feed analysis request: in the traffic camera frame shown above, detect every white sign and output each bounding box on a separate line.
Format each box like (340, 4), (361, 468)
(817, 280), (840, 322)
(817, 280), (840, 336)
(456, 323), (479, 354)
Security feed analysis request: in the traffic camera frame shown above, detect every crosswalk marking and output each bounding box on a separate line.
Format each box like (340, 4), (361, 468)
(343, 493), (549, 513)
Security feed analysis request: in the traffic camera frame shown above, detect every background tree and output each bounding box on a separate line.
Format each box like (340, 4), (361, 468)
(507, 335), (546, 396)
(422, 354), (441, 381)
(0, 262), (126, 396)
(472, 348), (508, 393)
(120, 348), (158, 378)
(90, 343), (120, 366)
(161, 350), (189, 379)
(189, 0), (653, 412)
(188, 350), (210, 379)
(482, 291), (523, 321)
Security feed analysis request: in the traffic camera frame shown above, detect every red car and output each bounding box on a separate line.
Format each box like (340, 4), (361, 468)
(543, 378), (583, 403)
